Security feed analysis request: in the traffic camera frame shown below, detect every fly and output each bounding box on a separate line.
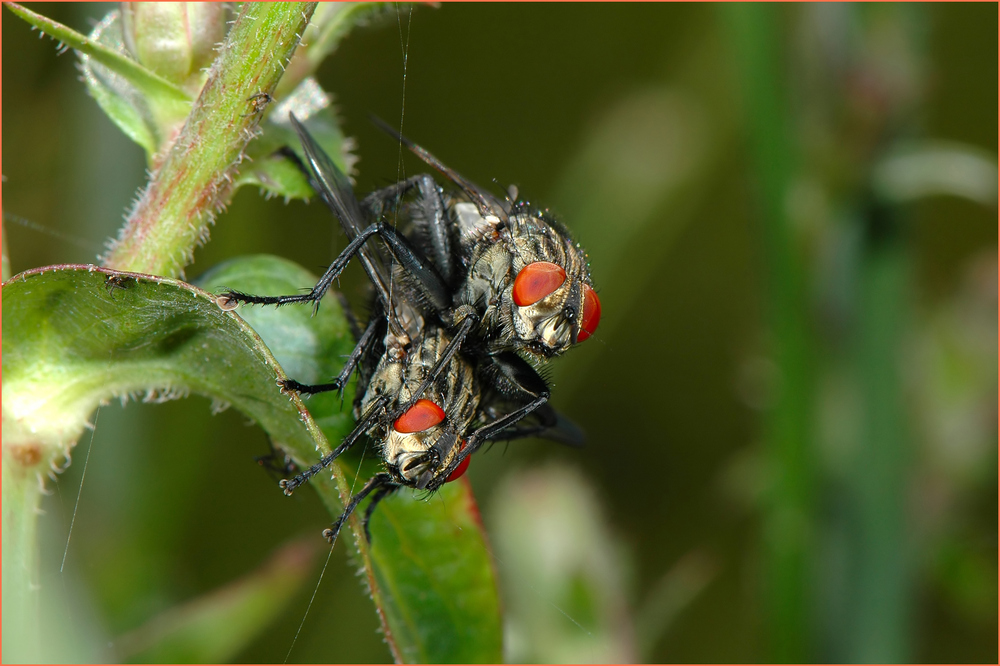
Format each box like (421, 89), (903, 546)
(247, 114), (580, 544)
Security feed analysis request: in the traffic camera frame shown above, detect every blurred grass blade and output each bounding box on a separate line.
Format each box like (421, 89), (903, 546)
(722, 4), (816, 661)
(115, 537), (323, 663)
(850, 202), (913, 661)
(3, 2), (189, 105)
(634, 551), (718, 659)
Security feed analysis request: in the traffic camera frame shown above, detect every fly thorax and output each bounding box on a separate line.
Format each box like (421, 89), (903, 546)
(361, 357), (405, 416)
(461, 243), (511, 316)
(452, 202), (502, 248)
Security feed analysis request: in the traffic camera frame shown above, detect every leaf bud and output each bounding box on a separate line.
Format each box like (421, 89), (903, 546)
(121, 2), (226, 88)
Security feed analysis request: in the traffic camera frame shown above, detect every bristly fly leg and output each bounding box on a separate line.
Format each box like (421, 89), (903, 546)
(321, 473), (395, 544)
(280, 315), (381, 396)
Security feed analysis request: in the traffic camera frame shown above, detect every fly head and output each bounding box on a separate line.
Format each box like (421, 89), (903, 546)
(495, 213), (602, 358)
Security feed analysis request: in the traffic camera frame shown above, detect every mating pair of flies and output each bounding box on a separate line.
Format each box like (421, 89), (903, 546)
(221, 114), (601, 544)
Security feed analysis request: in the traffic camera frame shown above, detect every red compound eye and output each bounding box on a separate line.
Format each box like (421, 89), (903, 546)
(577, 286), (601, 342)
(393, 399), (446, 434)
(446, 440), (471, 483)
(512, 261), (567, 307)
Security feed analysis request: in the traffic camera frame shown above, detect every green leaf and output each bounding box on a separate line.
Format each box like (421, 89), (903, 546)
(0, 261), (346, 662)
(1, 263), (338, 467)
(365, 482), (504, 663)
(2, 258), (501, 663)
(4, 3), (193, 158)
(195, 255), (357, 437)
(115, 537), (324, 663)
(77, 9), (169, 158)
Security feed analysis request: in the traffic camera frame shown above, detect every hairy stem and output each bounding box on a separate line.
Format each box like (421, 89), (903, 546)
(102, 2), (317, 276)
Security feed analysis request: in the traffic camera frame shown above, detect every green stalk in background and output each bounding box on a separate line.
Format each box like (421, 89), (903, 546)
(837, 7), (926, 660)
(849, 200), (913, 661)
(721, 5), (816, 661)
(725, 4), (931, 661)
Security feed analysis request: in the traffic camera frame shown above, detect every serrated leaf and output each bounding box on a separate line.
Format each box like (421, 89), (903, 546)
(276, 2), (398, 99)
(78, 9), (164, 158)
(305, 2), (396, 65)
(3, 3), (193, 157)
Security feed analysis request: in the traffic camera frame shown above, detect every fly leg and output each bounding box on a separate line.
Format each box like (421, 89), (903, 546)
(360, 483), (397, 544)
(432, 393), (550, 488)
(289, 114), (452, 311)
(362, 173), (453, 283)
(482, 403), (585, 448)
(220, 222), (390, 313)
(279, 396), (388, 495)
(321, 473), (395, 544)
(254, 444), (297, 478)
(280, 315), (381, 395)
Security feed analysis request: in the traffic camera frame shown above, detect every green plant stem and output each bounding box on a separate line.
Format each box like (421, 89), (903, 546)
(722, 5), (816, 661)
(1, 457), (43, 663)
(850, 208), (912, 661)
(102, 2), (317, 276)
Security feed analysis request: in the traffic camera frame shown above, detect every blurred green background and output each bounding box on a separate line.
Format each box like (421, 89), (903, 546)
(3, 3), (996, 663)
